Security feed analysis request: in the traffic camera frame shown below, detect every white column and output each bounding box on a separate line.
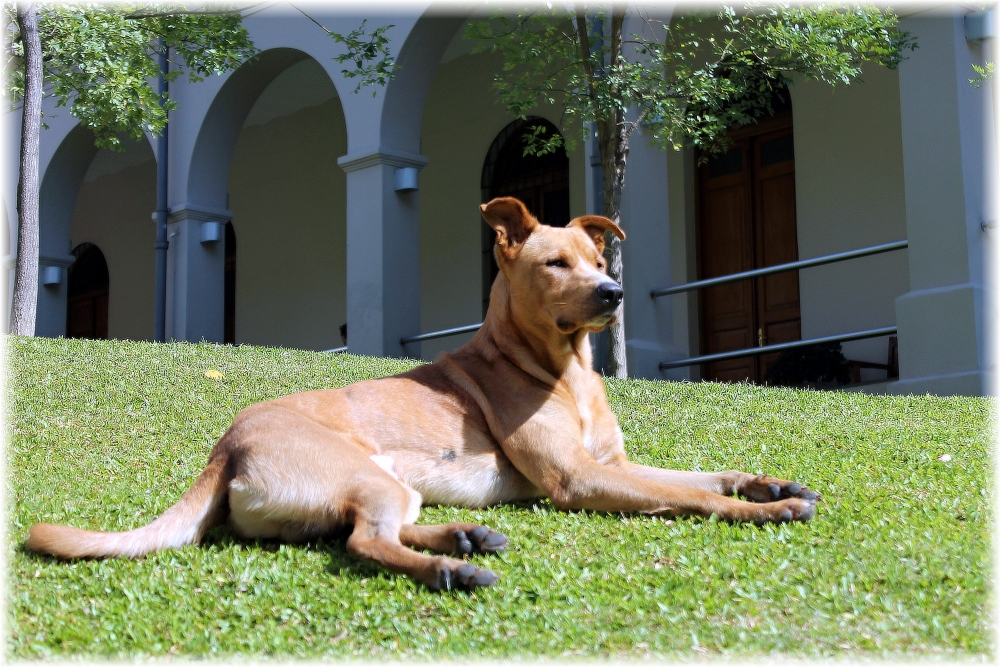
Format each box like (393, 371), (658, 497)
(892, 11), (991, 395)
(338, 148), (427, 357)
(620, 126), (683, 379)
(165, 204), (230, 343)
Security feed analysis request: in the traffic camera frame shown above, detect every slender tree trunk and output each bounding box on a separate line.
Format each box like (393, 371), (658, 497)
(11, 2), (42, 336)
(599, 9), (629, 378)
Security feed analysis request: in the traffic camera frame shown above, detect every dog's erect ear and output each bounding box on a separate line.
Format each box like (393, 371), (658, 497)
(568, 215), (626, 254)
(480, 197), (540, 259)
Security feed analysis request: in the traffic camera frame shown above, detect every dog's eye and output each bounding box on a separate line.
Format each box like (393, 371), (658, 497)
(546, 259), (569, 269)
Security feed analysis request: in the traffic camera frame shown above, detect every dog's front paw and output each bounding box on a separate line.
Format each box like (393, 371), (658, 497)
(771, 497), (816, 523)
(452, 525), (509, 555)
(433, 562), (500, 591)
(740, 474), (819, 503)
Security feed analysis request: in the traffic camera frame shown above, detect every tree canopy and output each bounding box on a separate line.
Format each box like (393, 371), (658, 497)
(468, 3), (914, 377)
(3, 4), (257, 151)
(2, 4), (398, 150)
(468, 4), (914, 158)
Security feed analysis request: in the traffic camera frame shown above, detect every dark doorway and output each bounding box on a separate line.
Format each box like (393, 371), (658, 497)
(224, 221), (236, 345)
(481, 117), (570, 316)
(697, 94), (800, 383)
(66, 243), (109, 339)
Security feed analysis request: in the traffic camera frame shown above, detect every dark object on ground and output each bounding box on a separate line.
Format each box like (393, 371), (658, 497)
(765, 342), (850, 387)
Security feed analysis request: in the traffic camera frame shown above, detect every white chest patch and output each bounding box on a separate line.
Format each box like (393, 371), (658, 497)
(369, 454), (399, 479)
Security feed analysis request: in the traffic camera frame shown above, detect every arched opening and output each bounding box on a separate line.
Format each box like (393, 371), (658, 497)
(36, 125), (155, 340)
(66, 243), (109, 339)
(35, 124), (101, 338)
(480, 117), (570, 315)
(224, 55), (348, 350)
(696, 85), (799, 383)
(69, 136), (156, 341)
(224, 221), (236, 345)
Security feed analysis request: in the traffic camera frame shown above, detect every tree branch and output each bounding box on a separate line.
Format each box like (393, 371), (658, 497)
(124, 4), (263, 20)
(574, 6), (599, 111)
(287, 2), (336, 36)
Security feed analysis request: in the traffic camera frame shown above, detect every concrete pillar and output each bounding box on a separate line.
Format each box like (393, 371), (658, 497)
(338, 148), (427, 358)
(892, 11), (991, 395)
(35, 252), (75, 337)
(165, 204), (229, 343)
(620, 127), (684, 379)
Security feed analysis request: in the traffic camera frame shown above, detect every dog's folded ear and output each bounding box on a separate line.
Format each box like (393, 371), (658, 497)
(568, 215), (626, 254)
(480, 197), (540, 259)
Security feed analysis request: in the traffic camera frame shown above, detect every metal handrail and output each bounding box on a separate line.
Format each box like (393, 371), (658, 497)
(321, 345), (348, 353)
(398, 242), (907, 359)
(659, 326), (897, 370)
(401, 322), (483, 345)
(650, 239), (908, 298)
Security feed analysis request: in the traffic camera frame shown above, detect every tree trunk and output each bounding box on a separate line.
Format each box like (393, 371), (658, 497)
(598, 115), (629, 378)
(599, 9), (629, 379)
(11, 2), (42, 336)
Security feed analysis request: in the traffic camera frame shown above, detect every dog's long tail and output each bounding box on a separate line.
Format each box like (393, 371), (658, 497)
(25, 453), (234, 559)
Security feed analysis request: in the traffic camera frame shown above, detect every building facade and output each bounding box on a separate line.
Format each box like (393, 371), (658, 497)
(3, 4), (996, 396)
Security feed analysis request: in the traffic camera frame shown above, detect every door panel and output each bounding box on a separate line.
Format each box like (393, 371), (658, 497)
(700, 155), (757, 382)
(698, 115), (800, 383)
(753, 128), (800, 378)
(67, 298), (95, 338)
(66, 243), (110, 340)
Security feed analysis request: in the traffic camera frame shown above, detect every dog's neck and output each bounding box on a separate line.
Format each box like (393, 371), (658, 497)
(477, 274), (593, 384)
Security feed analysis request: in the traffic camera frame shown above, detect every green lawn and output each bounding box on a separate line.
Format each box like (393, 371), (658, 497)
(6, 335), (995, 660)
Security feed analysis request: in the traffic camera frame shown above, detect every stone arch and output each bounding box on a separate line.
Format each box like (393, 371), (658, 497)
(379, 13), (469, 154)
(35, 124), (100, 337)
(186, 47), (314, 209)
(34, 123), (158, 338)
(173, 48), (348, 345)
(223, 52), (349, 351)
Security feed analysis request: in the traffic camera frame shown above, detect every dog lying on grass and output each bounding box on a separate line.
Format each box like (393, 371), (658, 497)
(27, 196), (817, 591)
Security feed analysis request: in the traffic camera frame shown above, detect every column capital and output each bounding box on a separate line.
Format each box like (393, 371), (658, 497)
(38, 252), (76, 268)
(337, 147), (429, 173)
(165, 203), (235, 224)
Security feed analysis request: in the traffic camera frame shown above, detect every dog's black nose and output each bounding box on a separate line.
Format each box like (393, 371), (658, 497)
(596, 282), (624, 305)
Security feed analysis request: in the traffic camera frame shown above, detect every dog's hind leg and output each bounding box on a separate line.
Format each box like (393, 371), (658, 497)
(399, 523), (509, 556)
(345, 477), (500, 591)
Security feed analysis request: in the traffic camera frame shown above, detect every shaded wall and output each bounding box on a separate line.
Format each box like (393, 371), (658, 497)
(227, 59), (348, 351)
(69, 139), (156, 341)
(790, 65), (909, 375)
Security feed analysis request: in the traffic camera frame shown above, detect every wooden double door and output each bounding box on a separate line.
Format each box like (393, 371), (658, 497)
(698, 114), (800, 383)
(66, 243), (109, 340)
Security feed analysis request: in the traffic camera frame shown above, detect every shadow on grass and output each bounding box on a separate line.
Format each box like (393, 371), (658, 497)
(201, 524), (395, 583)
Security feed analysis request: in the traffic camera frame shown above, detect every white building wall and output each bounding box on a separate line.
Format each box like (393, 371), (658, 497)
(5, 6), (991, 395)
(789, 65), (910, 376)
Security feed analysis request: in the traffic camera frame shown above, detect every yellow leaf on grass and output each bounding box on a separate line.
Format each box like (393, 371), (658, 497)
(205, 369), (224, 380)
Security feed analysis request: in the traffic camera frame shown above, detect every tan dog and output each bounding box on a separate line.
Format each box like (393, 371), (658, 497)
(27, 197), (817, 591)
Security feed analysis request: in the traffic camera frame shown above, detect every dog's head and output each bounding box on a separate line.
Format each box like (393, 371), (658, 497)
(480, 197), (626, 335)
